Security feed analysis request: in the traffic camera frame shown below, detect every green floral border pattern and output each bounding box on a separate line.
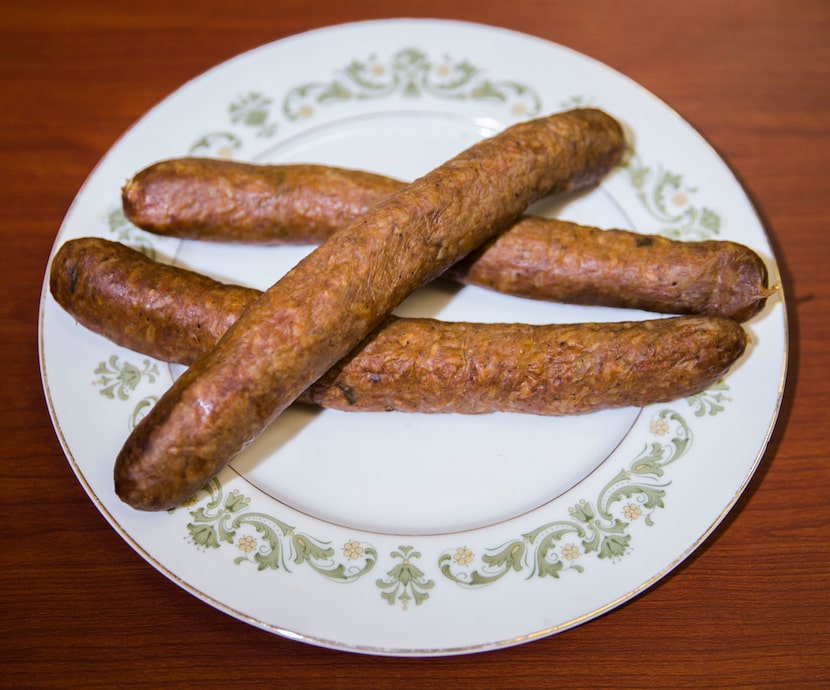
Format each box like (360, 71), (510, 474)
(439, 409), (690, 587)
(281, 47), (542, 121)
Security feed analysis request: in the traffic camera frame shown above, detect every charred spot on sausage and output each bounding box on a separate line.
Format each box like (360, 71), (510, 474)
(67, 266), (78, 294)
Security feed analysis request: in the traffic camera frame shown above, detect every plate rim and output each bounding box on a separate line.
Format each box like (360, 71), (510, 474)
(37, 16), (789, 656)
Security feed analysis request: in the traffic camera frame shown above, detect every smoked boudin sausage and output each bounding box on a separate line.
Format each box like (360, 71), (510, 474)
(50, 236), (746, 414)
(123, 158), (771, 322)
(122, 159), (404, 244)
(113, 108), (627, 511)
(448, 219), (771, 322)
(50, 237), (256, 365)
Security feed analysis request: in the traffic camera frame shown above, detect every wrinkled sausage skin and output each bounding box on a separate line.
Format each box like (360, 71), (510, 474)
(51, 236), (746, 416)
(123, 159), (403, 244)
(450, 218), (772, 322)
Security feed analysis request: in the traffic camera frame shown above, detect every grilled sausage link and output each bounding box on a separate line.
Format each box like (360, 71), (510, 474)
(50, 237), (746, 415)
(113, 108), (626, 511)
(123, 158), (771, 322)
(449, 219), (772, 322)
(123, 159), (403, 244)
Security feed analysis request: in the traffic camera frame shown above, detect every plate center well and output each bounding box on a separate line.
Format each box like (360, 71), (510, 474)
(174, 111), (641, 534)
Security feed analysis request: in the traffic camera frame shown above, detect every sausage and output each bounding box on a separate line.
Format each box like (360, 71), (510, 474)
(50, 237), (255, 365)
(123, 158), (772, 322)
(113, 108), (626, 511)
(122, 159), (404, 244)
(450, 219), (772, 322)
(50, 236), (746, 415)
(308, 315), (745, 415)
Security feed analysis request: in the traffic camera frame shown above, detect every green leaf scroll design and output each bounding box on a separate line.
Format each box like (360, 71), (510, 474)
(229, 91), (277, 138)
(558, 95), (594, 110)
(93, 355), (160, 401)
(439, 409), (693, 587)
(376, 545), (436, 610)
(179, 478), (377, 584)
(282, 47), (542, 121)
(128, 395), (157, 431)
(685, 379), (732, 417)
(621, 150), (723, 240)
(188, 131), (243, 158)
(107, 207), (156, 259)
(187, 91), (274, 156)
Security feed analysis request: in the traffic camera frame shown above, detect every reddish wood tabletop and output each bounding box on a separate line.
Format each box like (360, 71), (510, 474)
(2, 1), (827, 687)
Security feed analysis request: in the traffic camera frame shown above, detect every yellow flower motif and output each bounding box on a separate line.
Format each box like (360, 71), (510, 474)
(296, 103), (314, 119)
(650, 418), (670, 436)
(371, 64), (386, 77)
(453, 547), (474, 567)
(511, 102), (528, 117)
(238, 535), (257, 553)
(435, 64), (450, 77)
(216, 146), (234, 159)
(561, 543), (580, 561)
(672, 192), (688, 206)
(343, 541), (364, 560)
(623, 503), (642, 521)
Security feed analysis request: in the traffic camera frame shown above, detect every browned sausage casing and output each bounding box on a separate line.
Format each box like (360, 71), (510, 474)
(123, 158), (771, 322)
(50, 236), (746, 415)
(123, 160), (404, 244)
(450, 219), (771, 322)
(114, 108), (626, 511)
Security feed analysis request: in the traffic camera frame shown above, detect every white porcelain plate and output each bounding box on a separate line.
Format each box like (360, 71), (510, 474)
(38, 19), (787, 655)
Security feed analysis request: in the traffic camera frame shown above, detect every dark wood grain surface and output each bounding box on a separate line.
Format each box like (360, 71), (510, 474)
(2, 1), (827, 687)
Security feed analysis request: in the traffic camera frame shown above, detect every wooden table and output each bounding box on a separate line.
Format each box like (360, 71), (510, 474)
(2, 1), (827, 687)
